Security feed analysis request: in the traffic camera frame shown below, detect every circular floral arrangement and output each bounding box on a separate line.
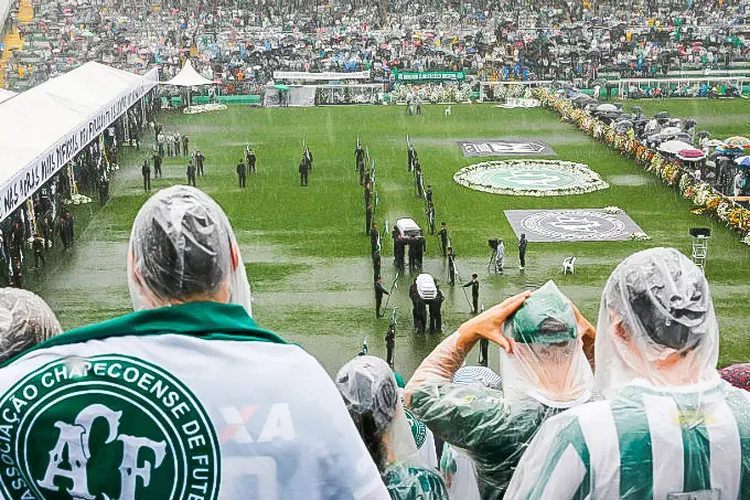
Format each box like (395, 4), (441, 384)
(453, 160), (609, 197)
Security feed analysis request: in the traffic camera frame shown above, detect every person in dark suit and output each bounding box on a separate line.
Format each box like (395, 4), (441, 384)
(141, 160), (151, 192)
(393, 228), (405, 271)
(236, 160), (247, 188)
(186, 161), (197, 187)
(463, 273), (480, 314)
(374, 277), (389, 318)
(152, 151), (162, 178)
(195, 150), (205, 176)
(299, 158), (310, 187)
(428, 286), (444, 332)
(518, 233), (528, 270)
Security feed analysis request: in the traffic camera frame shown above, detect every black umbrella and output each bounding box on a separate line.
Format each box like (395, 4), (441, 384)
(697, 130), (711, 138)
(655, 111), (670, 119)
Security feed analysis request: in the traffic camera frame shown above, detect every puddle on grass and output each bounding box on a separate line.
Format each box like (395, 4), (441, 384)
(607, 175), (654, 186)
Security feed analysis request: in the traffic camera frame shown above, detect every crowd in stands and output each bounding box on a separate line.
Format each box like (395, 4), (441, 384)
(5, 0), (750, 93)
(1, 185), (749, 499)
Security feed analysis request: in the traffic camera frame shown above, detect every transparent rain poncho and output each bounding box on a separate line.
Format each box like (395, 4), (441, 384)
(506, 249), (749, 500)
(127, 185), (253, 314)
(594, 247), (719, 397)
(336, 356), (449, 500)
(0, 288), (63, 363)
(440, 366), (503, 500)
(405, 282), (593, 500)
(500, 281), (594, 407)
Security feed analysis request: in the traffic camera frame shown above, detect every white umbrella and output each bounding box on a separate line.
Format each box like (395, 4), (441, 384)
(658, 140), (694, 155)
(596, 103), (618, 112)
(704, 139), (725, 147)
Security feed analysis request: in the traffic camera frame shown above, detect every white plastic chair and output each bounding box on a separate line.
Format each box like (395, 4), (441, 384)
(562, 256), (577, 275)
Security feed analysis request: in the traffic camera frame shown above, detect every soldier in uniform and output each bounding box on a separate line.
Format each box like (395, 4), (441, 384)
(365, 202), (374, 237)
(425, 185), (433, 205)
(186, 161), (197, 187)
(299, 157), (310, 187)
(447, 247), (456, 286)
(182, 134), (189, 156)
(438, 222), (449, 256)
(141, 159), (151, 192)
(426, 203), (436, 235)
(374, 277), (390, 318)
(408, 145), (417, 173)
(373, 249), (382, 282)
(195, 150), (206, 177)
(363, 169), (372, 188)
(415, 165), (425, 199)
(246, 148), (256, 174)
(236, 159), (247, 188)
(463, 274), (480, 314)
(304, 147), (313, 171)
(369, 222), (379, 255)
(355, 145), (366, 185)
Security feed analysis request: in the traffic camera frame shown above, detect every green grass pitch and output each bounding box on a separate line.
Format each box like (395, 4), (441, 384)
(32, 101), (750, 376)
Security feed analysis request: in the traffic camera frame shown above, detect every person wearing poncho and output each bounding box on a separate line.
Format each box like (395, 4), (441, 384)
(337, 356), (449, 500)
(404, 281), (595, 500)
(0, 186), (388, 500)
(506, 248), (750, 499)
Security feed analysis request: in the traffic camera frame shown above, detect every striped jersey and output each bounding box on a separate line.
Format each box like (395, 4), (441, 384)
(506, 379), (750, 500)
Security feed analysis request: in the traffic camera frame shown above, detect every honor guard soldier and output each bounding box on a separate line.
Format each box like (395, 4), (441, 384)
(374, 277), (390, 318)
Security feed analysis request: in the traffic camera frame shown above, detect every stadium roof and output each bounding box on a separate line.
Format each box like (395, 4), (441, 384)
(0, 61), (159, 221)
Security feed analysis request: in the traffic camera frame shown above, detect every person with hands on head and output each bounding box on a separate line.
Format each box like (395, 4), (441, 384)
(404, 281), (595, 500)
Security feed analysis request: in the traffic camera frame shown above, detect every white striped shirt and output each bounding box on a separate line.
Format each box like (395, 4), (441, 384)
(506, 380), (750, 500)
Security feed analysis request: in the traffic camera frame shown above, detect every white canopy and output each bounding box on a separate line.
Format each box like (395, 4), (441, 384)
(0, 88), (16, 104)
(0, 62), (159, 221)
(658, 140), (694, 155)
(163, 60), (214, 87)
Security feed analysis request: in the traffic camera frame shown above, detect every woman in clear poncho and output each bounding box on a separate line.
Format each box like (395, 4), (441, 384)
(0, 288), (63, 363)
(336, 355), (449, 500)
(404, 281), (596, 500)
(506, 248), (750, 499)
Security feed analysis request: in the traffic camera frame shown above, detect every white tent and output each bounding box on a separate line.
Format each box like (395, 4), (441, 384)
(0, 88), (16, 104)
(0, 62), (159, 221)
(163, 60), (214, 87)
